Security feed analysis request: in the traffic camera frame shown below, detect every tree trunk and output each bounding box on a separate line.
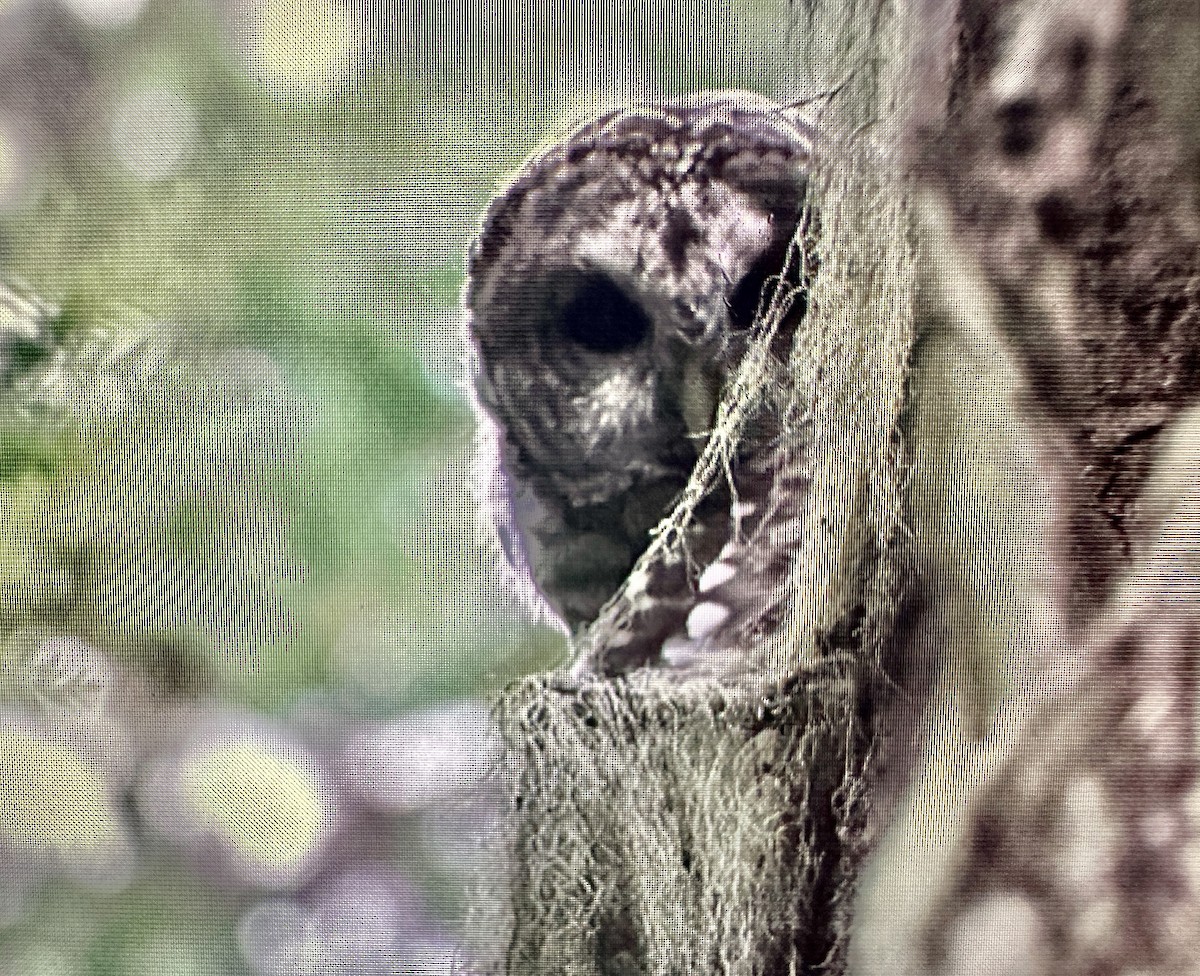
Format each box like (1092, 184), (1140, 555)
(882, 0), (1200, 972)
(472, 0), (1200, 972)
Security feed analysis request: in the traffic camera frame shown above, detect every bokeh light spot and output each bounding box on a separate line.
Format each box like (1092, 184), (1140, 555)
(255, 0), (361, 90)
(182, 741), (326, 869)
(62, 0), (150, 28)
(110, 86), (198, 181)
(0, 730), (122, 851)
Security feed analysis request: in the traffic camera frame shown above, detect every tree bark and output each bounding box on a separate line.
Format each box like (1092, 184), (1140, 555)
(474, 0), (1200, 973)
(893, 0), (1200, 972)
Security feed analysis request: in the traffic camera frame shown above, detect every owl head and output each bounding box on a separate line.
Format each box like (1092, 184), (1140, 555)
(467, 91), (814, 632)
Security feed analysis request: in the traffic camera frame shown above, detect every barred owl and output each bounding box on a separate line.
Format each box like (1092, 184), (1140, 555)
(466, 91), (814, 674)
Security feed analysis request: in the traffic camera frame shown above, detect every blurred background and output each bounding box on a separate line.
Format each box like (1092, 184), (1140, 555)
(0, 1), (790, 972)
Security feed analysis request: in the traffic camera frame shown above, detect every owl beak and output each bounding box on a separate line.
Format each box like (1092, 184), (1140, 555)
(679, 353), (723, 444)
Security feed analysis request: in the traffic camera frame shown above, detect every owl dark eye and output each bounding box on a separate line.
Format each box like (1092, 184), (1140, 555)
(558, 274), (651, 353)
(727, 239), (800, 329)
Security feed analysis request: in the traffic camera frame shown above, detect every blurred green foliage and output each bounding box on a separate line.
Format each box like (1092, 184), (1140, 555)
(8, 876), (249, 976)
(0, 0), (784, 969)
(0, 0), (785, 706)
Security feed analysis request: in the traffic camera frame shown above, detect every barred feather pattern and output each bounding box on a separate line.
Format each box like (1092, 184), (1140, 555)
(659, 428), (812, 674)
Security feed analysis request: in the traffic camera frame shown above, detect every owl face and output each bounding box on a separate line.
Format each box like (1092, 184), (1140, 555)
(467, 92), (813, 631)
